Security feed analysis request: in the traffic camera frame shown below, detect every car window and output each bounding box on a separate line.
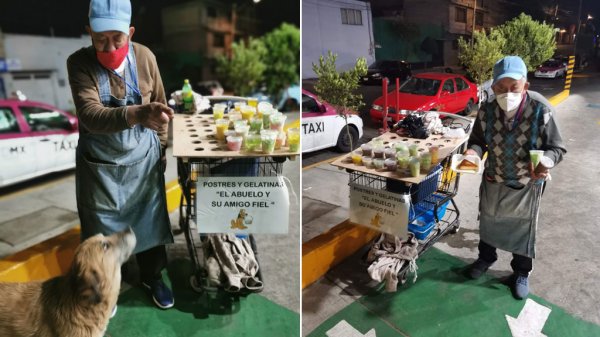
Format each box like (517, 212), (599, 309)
(400, 77), (441, 96)
(0, 107), (20, 134)
(455, 77), (469, 91)
(20, 106), (71, 132)
(442, 79), (455, 93)
(302, 94), (321, 113)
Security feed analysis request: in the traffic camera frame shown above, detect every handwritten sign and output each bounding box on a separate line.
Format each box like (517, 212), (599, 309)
(349, 183), (409, 237)
(196, 176), (289, 234)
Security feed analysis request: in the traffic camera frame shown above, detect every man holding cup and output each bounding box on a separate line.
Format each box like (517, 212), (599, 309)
(464, 56), (566, 299)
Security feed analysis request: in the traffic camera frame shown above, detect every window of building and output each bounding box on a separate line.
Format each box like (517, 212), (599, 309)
(455, 7), (467, 23)
(213, 32), (225, 48)
(475, 11), (484, 26)
(19, 106), (70, 132)
(0, 107), (20, 134)
(341, 8), (363, 26)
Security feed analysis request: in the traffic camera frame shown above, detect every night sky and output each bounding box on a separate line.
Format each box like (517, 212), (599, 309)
(0, 0), (300, 44)
(0, 0), (596, 41)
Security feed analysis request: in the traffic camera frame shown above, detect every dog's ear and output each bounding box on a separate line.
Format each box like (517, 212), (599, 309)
(71, 263), (103, 304)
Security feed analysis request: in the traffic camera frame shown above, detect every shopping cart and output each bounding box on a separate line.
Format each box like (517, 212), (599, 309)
(172, 96), (297, 293)
(331, 111), (474, 283)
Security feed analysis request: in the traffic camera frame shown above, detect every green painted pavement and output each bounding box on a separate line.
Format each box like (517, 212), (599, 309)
(308, 248), (600, 337)
(107, 259), (299, 337)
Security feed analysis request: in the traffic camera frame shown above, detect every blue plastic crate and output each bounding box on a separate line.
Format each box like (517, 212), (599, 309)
(408, 218), (436, 240)
(387, 165), (442, 204)
(408, 194), (450, 240)
(408, 193), (450, 223)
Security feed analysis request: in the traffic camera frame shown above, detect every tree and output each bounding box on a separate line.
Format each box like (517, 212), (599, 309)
(458, 28), (506, 85)
(496, 13), (556, 71)
(216, 38), (266, 96)
(261, 23), (300, 98)
(312, 51), (367, 152)
(457, 13), (556, 85)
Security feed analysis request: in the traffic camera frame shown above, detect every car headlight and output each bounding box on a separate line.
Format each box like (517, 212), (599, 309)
(372, 104), (383, 111)
(372, 72), (381, 78)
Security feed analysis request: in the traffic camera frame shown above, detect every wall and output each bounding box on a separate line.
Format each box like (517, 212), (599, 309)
(302, 0), (376, 79)
(1, 34), (89, 111)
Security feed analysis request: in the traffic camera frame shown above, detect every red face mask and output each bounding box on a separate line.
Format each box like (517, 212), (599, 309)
(96, 43), (129, 70)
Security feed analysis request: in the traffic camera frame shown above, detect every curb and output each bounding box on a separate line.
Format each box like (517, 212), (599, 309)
(302, 220), (378, 288)
(0, 119), (298, 283)
(0, 179), (182, 282)
(300, 88), (572, 290)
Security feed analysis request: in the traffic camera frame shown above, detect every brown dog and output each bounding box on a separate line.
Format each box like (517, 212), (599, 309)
(0, 229), (136, 337)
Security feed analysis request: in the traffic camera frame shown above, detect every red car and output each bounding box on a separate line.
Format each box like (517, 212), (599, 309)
(369, 73), (479, 124)
(0, 99), (78, 187)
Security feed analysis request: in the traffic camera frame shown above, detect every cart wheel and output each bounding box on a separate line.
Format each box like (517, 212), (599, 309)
(449, 222), (460, 234)
(190, 275), (203, 293)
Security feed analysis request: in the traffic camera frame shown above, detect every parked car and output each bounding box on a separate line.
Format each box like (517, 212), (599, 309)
(250, 84), (300, 112)
(0, 99), (78, 188)
(302, 89), (363, 153)
(534, 59), (567, 79)
(478, 78), (496, 104)
(360, 60), (412, 85)
(369, 73), (479, 124)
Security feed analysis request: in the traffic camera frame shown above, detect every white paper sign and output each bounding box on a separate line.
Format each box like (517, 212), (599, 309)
(196, 176), (289, 234)
(349, 183), (409, 237)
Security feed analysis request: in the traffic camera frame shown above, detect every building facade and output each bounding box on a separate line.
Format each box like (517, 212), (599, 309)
(161, 0), (258, 85)
(302, 0), (376, 79)
(370, 0), (509, 67)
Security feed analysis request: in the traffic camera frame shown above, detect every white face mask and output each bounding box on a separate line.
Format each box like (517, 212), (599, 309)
(496, 92), (523, 117)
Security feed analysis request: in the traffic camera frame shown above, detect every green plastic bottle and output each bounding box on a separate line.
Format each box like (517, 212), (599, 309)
(182, 79), (194, 113)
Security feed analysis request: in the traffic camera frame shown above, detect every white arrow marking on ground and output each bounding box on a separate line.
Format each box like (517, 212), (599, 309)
(326, 320), (376, 337)
(505, 298), (552, 337)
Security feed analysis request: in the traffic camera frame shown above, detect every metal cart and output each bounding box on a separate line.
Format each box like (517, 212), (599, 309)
(172, 97), (298, 293)
(331, 112), (474, 282)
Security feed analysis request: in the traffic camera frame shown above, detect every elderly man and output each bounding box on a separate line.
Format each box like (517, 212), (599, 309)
(465, 56), (566, 299)
(67, 0), (174, 310)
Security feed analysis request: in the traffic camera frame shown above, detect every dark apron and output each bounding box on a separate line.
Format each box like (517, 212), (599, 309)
(479, 101), (544, 258)
(479, 179), (544, 258)
(76, 43), (173, 254)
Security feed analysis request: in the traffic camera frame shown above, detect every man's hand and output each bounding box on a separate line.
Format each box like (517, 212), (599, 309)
(464, 149), (478, 157)
(529, 162), (549, 180)
(128, 102), (174, 131)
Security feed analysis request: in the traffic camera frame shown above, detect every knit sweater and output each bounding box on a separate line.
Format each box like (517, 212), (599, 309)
(468, 90), (567, 182)
(67, 42), (168, 148)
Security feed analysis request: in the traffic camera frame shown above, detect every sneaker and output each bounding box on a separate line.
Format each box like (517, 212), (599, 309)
(511, 274), (529, 300)
(466, 258), (492, 279)
(142, 279), (174, 309)
(110, 305), (117, 318)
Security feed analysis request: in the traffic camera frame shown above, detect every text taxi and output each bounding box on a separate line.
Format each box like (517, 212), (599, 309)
(302, 89), (363, 153)
(0, 99), (79, 188)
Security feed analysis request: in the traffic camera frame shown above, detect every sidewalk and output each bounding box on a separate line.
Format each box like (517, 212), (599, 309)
(301, 74), (600, 335)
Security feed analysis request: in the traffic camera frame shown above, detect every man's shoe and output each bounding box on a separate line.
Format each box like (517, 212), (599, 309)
(511, 274), (529, 300)
(142, 279), (174, 309)
(467, 259), (492, 279)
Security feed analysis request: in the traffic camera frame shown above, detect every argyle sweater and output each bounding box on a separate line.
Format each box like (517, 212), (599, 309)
(468, 91), (566, 183)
